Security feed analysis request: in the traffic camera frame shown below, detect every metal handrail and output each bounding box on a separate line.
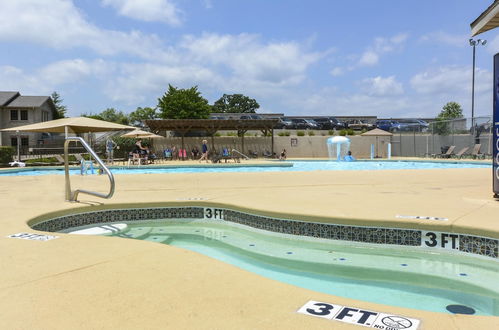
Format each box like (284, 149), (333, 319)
(231, 149), (250, 160)
(64, 137), (115, 202)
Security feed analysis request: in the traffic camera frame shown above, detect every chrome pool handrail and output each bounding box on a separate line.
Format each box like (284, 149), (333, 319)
(64, 137), (115, 202)
(231, 149), (250, 160)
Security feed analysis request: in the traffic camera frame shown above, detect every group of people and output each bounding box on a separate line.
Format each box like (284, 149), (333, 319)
(162, 144), (204, 161)
(124, 139), (355, 163)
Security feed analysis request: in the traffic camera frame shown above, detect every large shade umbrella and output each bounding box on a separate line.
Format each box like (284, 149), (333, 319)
(1, 116), (135, 137)
(361, 128), (393, 158)
(121, 129), (163, 139)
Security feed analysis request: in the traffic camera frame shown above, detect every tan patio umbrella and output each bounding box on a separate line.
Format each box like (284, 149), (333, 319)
(121, 129), (163, 139)
(361, 128), (393, 158)
(1, 116), (135, 137)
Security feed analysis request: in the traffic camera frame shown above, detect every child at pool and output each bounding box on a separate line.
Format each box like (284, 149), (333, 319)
(343, 151), (356, 161)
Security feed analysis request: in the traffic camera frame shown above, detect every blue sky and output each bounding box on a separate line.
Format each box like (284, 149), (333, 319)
(0, 0), (497, 119)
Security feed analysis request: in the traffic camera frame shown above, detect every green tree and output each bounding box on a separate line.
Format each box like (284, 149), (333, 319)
(212, 93), (260, 113)
(434, 101), (464, 135)
(129, 107), (157, 126)
(83, 108), (130, 125)
(157, 85), (211, 119)
(50, 91), (67, 119)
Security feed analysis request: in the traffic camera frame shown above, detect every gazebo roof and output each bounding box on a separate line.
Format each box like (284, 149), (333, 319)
(145, 119), (278, 132)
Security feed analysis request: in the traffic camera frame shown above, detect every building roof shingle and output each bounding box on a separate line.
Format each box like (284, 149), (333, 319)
(6, 96), (51, 108)
(0, 91), (20, 106)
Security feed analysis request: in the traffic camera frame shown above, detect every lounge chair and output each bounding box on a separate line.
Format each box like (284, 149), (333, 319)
(471, 144), (485, 159)
(452, 147), (469, 159)
(433, 146), (455, 158)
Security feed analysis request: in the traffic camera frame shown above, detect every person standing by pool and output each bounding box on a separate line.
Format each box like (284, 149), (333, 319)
(199, 140), (209, 163)
(106, 138), (118, 164)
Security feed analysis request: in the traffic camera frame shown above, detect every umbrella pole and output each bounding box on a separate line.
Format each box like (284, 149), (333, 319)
(16, 130), (20, 162)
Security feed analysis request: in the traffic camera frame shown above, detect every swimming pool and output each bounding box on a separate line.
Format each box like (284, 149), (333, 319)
(67, 220), (499, 316)
(0, 160), (490, 176)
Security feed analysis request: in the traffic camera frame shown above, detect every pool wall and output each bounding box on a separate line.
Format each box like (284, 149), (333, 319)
(29, 203), (498, 260)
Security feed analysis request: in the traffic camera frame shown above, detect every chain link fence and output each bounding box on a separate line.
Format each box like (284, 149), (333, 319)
(390, 116), (492, 157)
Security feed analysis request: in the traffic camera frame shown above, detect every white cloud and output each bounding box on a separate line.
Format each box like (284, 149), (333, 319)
(358, 51), (379, 66)
(0, 0), (165, 58)
(360, 76), (404, 96)
(410, 65), (490, 95)
(358, 33), (408, 67)
(330, 67), (344, 76)
(180, 33), (322, 85)
(419, 31), (468, 47)
(101, 0), (182, 25)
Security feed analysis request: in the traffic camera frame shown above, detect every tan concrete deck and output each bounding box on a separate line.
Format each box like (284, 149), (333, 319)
(0, 159), (498, 329)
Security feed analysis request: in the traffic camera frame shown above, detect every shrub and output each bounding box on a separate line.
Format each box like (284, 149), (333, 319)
(226, 132), (237, 137)
(347, 129), (355, 135)
(278, 131), (290, 136)
(308, 130), (315, 136)
(214, 132), (221, 137)
(328, 130), (335, 136)
(339, 129), (347, 136)
(0, 146), (15, 165)
(297, 131), (305, 136)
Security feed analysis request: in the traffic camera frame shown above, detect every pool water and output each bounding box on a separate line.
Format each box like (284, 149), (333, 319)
(0, 160), (490, 176)
(77, 220), (499, 316)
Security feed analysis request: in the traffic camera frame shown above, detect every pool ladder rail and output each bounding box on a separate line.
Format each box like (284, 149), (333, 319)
(64, 137), (115, 202)
(231, 149), (250, 160)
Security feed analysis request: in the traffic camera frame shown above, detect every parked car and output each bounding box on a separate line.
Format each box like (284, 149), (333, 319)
(276, 117), (294, 129)
(398, 119), (429, 132)
(304, 119), (320, 129)
(287, 118), (310, 129)
(313, 117), (345, 130)
(375, 120), (405, 132)
(346, 119), (375, 131)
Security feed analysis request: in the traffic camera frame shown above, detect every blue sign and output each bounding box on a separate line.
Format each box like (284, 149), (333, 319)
(494, 54), (499, 197)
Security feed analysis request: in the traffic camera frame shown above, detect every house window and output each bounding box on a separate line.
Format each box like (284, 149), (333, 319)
(42, 111), (49, 122)
(20, 110), (28, 120)
(10, 110), (18, 120)
(10, 136), (29, 146)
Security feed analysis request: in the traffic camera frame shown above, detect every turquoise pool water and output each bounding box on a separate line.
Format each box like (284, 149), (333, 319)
(0, 160), (490, 176)
(73, 220), (499, 316)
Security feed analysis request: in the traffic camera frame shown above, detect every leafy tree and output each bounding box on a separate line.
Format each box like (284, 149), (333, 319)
(212, 93), (260, 113)
(433, 102), (464, 135)
(157, 85), (211, 119)
(129, 107), (157, 127)
(83, 108), (130, 125)
(438, 102), (463, 119)
(51, 91), (67, 119)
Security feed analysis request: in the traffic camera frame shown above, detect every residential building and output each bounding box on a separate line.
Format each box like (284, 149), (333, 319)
(0, 91), (56, 148)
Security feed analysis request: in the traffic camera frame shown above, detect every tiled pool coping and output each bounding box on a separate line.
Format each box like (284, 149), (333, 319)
(30, 205), (499, 260)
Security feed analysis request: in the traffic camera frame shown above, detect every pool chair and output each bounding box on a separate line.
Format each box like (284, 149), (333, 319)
(471, 144), (485, 159)
(452, 147), (469, 159)
(433, 145), (456, 158)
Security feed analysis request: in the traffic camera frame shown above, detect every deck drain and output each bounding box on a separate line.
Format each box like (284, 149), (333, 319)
(339, 258), (346, 261)
(446, 305), (475, 315)
(459, 273), (468, 276)
(286, 252), (293, 254)
(400, 263), (408, 267)
(249, 244), (255, 247)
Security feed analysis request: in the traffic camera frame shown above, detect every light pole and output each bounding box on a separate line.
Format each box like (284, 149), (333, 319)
(469, 38), (487, 131)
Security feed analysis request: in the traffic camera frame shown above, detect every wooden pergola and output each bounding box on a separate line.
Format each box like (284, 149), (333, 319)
(144, 119), (278, 154)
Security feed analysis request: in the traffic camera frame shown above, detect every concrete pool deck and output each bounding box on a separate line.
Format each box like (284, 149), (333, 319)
(0, 159), (498, 329)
